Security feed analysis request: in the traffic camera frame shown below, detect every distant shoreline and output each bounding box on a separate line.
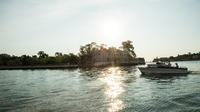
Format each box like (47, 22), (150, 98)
(153, 59), (200, 62)
(153, 52), (200, 62)
(170, 60), (200, 62)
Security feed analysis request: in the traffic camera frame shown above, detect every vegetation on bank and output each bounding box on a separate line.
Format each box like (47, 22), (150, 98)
(0, 40), (137, 67)
(0, 51), (79, 66)
(79, 40), (136, 67)
(153, 52), (200, 62)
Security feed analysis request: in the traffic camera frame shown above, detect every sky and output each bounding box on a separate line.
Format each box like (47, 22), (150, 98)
(0, 0), (200, 61)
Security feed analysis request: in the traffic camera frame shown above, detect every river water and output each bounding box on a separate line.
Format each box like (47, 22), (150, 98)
(0, 61), (200, 112)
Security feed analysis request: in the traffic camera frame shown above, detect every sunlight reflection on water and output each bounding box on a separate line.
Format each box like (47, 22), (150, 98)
(99, 67), (125, 112)
(1, 61), (200, 112)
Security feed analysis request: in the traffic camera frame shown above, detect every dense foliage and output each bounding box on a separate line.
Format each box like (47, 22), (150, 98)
(121, 40), (136, 58)
(78, 40), (136, 67)
(78, 42), (98, 67)
(153, 52), (200, 62)
(0, 51), (79, 66)
(0, 40), (136, 67)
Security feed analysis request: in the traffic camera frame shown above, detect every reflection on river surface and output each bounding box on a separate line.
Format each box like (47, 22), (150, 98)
(0, 61), (200, 112)
(100, 67), (125, 112)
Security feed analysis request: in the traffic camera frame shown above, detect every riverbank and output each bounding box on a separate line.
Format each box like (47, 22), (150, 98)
(153, 52), (200, 62)
(0, 65), (78, 70)
(0, 60), (146, 70)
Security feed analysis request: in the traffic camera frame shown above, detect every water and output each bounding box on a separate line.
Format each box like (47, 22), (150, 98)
(0, 61), (200, 112)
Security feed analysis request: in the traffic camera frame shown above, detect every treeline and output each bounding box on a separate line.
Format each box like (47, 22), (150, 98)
(0, 51), (79, 66)
(153, 52), (200, 62)
(0, 40), (137, 67)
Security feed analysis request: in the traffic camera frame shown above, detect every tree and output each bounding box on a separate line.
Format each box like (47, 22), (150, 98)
(68, 53), (79, 65)
(78, 42), (97, 67)
(46, 57), (56, 65)
(0, 54), (11, 66)
(121, 40), (136, 58)
(20, 55), (32, 65)
(37, 51), (48, 58)
(55, 52), (63, 57)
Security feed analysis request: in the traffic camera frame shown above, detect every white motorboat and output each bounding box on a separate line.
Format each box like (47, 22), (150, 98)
(138, 62), (189, 75)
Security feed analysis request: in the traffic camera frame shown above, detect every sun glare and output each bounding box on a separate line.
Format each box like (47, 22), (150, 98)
(99, 17), (123, 45)
(101, 20), (120, 37)
(100, 67), (125, 112)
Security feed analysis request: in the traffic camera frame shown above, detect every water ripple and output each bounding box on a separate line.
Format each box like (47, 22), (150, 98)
(0, 61), (200, 112)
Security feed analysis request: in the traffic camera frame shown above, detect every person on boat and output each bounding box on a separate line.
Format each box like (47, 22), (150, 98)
(175, 63), (179, 68)
(168, 61), (171, 67)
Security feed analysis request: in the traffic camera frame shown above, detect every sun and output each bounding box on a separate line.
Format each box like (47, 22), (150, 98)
(101, 19), (120, 37)
(99, 17), (123, 43)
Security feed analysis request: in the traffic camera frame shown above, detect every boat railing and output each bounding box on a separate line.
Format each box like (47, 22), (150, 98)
(147, 64), (187, 69)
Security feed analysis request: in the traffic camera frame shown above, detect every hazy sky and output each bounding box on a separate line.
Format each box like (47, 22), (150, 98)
(0, 0), (200, 61)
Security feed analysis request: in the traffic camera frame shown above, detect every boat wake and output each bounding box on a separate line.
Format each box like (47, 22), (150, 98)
(189, 71), (200, 74)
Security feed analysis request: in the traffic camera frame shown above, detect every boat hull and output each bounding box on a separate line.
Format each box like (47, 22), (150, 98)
(138, 67), (189, 75)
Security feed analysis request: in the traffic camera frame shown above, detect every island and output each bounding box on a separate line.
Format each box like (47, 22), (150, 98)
(0, 40), (145, 70)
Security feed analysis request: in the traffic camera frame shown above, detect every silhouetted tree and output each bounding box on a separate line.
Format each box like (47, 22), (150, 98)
(20, 55), (32, 65)
(0, 54), (11, 66)
(55, 52), (63, 57)
(79, 42), (97, 67)
(121, 40), (136, 58)
(37, 51), (48, 58)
